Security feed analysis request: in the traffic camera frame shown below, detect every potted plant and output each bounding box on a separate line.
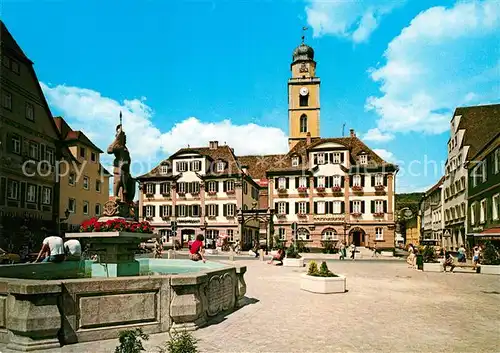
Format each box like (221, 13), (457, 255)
(158, 330), (199, 353)
(320, 240), (336, 254)
(115, 328), (149, 353)
(145, 193), (154, 198)
(283, 241), (304, 267)
(422, 245), (443, 272)
(481, 241), (500, 275)
(300, 261), (346, 294)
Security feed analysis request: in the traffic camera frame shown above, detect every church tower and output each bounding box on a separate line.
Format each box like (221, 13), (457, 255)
(288, 39), (320, 150)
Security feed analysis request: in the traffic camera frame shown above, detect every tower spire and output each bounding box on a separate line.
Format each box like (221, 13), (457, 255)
(119, 111), (123, 126)
(302, 26), (309, 43)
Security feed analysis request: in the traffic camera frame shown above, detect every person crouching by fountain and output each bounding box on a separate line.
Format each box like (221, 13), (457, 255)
(189, 234), (206, 263)
(34, 233), (65, 263)
(64, 238), (82, 261)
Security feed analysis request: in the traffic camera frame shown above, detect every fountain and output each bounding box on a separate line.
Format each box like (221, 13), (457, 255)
(0, 119), (247, 352)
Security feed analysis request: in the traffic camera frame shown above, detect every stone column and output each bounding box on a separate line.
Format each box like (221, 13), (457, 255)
(6, 282), (62, 351)
(387, 174), (394, 222)
(170, 274), (207, 332)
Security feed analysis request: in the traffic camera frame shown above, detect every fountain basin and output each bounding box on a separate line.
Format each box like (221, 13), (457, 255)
(0, 259), (247, 351)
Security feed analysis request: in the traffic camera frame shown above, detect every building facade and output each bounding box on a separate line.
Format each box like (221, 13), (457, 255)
(419, 177), (444, 245)
(138, 141), (260, 248)
(54, 117), (110, 231)
(0, 22), (61, 252)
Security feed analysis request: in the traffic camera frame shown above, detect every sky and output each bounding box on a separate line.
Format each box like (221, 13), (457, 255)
(2, 0), (499, 193)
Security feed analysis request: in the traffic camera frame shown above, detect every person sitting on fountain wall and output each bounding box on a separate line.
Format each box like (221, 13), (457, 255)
(189, 234), (206, 263)
(34, 233), (65, 263)
(64, 238), (82, 261)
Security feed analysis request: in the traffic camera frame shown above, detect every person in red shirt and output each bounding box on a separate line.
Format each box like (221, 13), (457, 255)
(189, 234), (206, 263)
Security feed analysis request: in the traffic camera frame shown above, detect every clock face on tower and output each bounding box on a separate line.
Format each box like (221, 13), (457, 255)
(299, 87), (309, 96)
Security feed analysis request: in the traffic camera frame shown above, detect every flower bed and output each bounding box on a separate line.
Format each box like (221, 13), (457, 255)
(300, 261), (346, 294)
(80, 217), (154, 233)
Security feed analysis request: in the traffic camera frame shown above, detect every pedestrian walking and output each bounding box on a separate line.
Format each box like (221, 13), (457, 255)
(372, 243), (378, 258)
(472, 246), (481, 271)
(407, 244), (416, 269)
(339, 242), (346, 260)
(457, 244), (466, 263)
(350, 243), (356, 260)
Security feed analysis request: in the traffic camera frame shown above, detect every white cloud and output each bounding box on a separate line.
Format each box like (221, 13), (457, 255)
(41, 83), (289, 174)
(305, 0), (403, 42)
(373, 148), (396, 163)
(366, 0), (500, 135)
(363, 128), (394, 142)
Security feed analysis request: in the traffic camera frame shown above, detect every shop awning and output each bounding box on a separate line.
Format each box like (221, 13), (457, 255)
(469, 227), (500, 239)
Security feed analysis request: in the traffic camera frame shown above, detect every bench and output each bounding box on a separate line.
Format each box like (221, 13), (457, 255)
(444, 262), (480, 273)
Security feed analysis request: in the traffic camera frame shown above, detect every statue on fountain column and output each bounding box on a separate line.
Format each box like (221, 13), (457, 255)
(104, 121), (136, 218)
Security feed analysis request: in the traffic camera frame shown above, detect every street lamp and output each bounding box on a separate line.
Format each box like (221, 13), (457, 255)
(202, 220), (208, 248)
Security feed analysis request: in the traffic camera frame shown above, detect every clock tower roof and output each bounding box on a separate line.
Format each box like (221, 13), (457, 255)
(292, 42), (314, 64)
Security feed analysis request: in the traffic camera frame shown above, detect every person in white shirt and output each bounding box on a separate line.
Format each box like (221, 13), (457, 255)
(35, 235), (65, 263)
(64, 239), (82, 261)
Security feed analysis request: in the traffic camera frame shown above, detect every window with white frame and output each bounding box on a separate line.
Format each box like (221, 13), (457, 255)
(495, 149), (500, 174)
(177, 161), (188, 172)
(332, 201), (342, 214)
(206, 230), (219, 239)
(480, 199), (487, 223)
(481, 160), (487, 182)
(192, 160), (201, 171)
(177, 182), (186, 194)
(322, 229), (337, 240)
(178, 204), (187, 217)
(375, 200), (384, 214)
(83, 201), (89, 215)
(353, 175), (361, 187)
(227, 229), (234, 242)
(207, 181), (218, 192)
(160, 165), (168, 175)
(26, 184), (36, 203)
(11, 135), (21, 154)
(278, 228), (286, 240)
(470, 204), (476, 225)
(461, 203), (466, 219)
(492, 194), (499, 221)
(375, 174), (383, 186)
(333, 152), (341, 164)
(298, 176), (307, 188)
(375, 227), (383, 240)
(472, 164), (480, 187)
(297, 202), (307, 214)
(277, 202), (287, 215)
(333, 175), (341, 187)
(226, 180), (235, 192)
(317, 176), (325, 187)
(7, 180), (18, 200)
(226, 203), (236, 217)
(292, 157), (299, 167)
(208, 204), (218, 217)
(29, 142), (39, 160)
(352, 200), (362, 213)
(68, 198), (76, 213)
(146, 183), (155, 194)
(296, 228), (310, 240)
(278, 177), (286, 189)
(317, 201), (325, 214)
(317, 153), (325, 164)
(83, 177), (89, 190)
(216, 161), (225, 172)
(42, 187), (51, 205)
(359, 154), (368, 165)
(145, 205), (155, 217)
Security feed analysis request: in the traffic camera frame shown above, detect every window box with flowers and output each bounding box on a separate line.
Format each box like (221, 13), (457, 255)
(374, 185), (385, 192)
(161, 193), (171, 198)
(297, 186), (308, 193)
(316, 186), (326, 193)
(191, 191), (200, 197)
(278, 188), (287, 194)
(161, 216), (170, 222)
(373, 212), (384, 218)
(145, 193), (154, 198)
(331, 186), (342, 193)
(351, 185), (363, 192)
(277, 213), (287, 219)
(297, 213), (307, 218)
(351, 212), (362, 217)
(207, 215), (217, 219)
(177, 191), (186, 197)
(226, 189), (235, 195)
(80, 218), (154, 234)
(207, 191), (217, 196)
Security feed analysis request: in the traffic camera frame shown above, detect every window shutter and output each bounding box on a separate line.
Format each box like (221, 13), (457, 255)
(371, 176), (375, 187)
(142, 206), (146, 218)
(216, 204), (220, 216)
(223, 204), (227, 216)
(329, 153), (333, 164)
(383, 175), (388, 186)
(0, 178), (6, 206)
(306, 177), (310, 187)
(314, 177), (318, 188)
(361, 201), (365, 213)
(223, 180), (227, 192)
(371, 201), (375, 214)
(329, 201), (334, 214)
(205, 205), (209, 217)
(349, 201), (353, 213)
(187, 182), (192, 194)
(341, 201), (345, 214)
(313, 202), (317, 215)
(361, 175), (365, 187)
(340, 176), (344, 187)
(40, 144), (46, 162)
(383, 201), (388, 213)
(306, 202), (310, 214)
(349, 176), (353, 186)
(340, 153), (344, 162)
(216, 181), (220, 192)
(186, 205), (191, 217)
(313, 154), (318, 165)
(274, 202), (278, 214)
(285, 203), (289, 214)
(168, 205), (172, 216)
(176, 205), (179, 217)
(295, 202), (298, 214)
(295, 177), (299, 189)
(6, 134), (12, 153)
(152, 205), (156, 217)
(275, 178), (279, 189)
(285, 178), (289, 189)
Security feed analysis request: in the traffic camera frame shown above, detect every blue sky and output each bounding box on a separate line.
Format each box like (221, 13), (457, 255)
(3, 0), (499, 192)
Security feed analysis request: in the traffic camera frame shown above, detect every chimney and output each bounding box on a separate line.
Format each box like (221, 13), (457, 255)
(209, 141), (219, 150)
(350, 129), (356, 137)
(306, 132), (311, 145)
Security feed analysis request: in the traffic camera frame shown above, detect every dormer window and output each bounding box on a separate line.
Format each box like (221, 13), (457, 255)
(160, 165), (168, 175)
(359, 155), (368, 165)
(292, 156), (300, 167)
(177, 161), (188, 172)
(317, 153), (325, 165)
(216, 161), (225, 172)
(333, 152), (342, 164)
(191, 160), (201, 172)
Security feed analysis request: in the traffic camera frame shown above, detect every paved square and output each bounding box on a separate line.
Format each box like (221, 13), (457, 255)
(10, 260), (500, 353)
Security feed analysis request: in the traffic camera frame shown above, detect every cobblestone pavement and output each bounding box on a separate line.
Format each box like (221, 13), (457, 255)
(5, 260), (500, 353)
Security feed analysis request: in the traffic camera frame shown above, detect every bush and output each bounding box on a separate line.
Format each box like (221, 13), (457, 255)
(272, 236), (285, 250)
(482, 241), (500, 265)
(320, 240), (335, 254)
(295, 240), (310, 253)
(285, 242), (301, 258)
(307, 261), (337, 277)
(307, 260), (319, 275)
(422, 245), (438, 263)
(159, 330), (198, 353)
(115, 328), (149, 353)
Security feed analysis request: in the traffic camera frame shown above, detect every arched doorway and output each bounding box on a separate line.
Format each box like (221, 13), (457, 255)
(349, 227), (366, 247)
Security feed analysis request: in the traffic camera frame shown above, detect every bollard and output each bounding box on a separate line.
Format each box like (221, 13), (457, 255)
(168, 249), (176, 259)
(259, 249), (264, 261)
(229, 249), (235, 261)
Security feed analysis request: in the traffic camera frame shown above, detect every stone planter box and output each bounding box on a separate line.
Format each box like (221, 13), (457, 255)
(283, 257), (304, 267)
(380, 251), (393, 257)
(300, 274), (346, 294)
(423, 262), (444, 272)
(480, 265), (500, 275)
